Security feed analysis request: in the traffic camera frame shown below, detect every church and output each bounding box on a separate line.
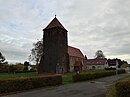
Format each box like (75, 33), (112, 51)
(38, 16), (85, 74)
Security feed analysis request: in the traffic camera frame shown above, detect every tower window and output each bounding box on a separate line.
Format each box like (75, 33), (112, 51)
(62, 32), (65, 37)
(48, 31), (52, 37)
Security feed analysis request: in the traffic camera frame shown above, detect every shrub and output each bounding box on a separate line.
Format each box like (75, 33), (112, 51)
(115, 79), (130, 97)
(0, 75), (62, 94)
(72, 69), (125, 82)
(15, 70), (36, 73)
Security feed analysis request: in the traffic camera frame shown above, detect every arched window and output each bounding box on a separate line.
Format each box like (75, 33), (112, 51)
(92, 66), (96, 69)
(48, 31), (52, 37)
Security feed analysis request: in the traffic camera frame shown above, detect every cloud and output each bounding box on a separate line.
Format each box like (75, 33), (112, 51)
(0, 0), (130, 63)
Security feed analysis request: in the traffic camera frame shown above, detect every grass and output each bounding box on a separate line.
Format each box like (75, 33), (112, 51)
(62, 70), (108, 84)
(0, 72), (39, 80)
(0, 70), (107, 83)
(62, 72), (75, 84)
(81, 69), (107, 74)
(106, 85), (116, 97)
(106, 75), (130, 97)
(0, 70), (117, 84)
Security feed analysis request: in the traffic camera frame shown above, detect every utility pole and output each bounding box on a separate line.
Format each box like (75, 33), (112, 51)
(116, 59), (119, 76)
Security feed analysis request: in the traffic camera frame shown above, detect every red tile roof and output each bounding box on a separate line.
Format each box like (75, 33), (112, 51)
(44, 17), (67, 31)
(85, 59), (107, 65)
(68, 46), (84, 59)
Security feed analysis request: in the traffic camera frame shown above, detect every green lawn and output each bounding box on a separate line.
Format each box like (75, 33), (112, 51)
(0, 70), (112, 84)
(62, 72), (75, 84)
(0, 72), (39, 80)
(62, 70), (108, 84)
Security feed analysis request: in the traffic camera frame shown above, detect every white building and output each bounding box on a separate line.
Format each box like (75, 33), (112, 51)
(85, 59), (108, 70)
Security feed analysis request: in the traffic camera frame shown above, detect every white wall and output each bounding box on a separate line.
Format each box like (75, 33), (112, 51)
(69, 56), (84, 72)
(86, 65), (105, 70)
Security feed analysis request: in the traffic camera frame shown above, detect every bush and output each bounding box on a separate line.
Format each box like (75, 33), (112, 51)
(0, 75), (62, 94)
(115, 79), (130, 97)
(72, 69), (125, 82)
(15, 70), (37, 73)
(0, 65), (9, 73)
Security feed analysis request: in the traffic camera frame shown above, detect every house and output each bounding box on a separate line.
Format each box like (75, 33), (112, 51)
(107, 59), (119, 69)
(85, 59), (108, 70)
(121, 63), (130, 72)
(68, 46), (85, 72)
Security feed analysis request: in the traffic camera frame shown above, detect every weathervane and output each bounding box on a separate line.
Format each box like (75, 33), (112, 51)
(55, 14), (56, 17)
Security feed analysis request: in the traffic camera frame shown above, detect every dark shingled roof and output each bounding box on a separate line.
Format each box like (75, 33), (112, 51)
(44, 17), (67, 31)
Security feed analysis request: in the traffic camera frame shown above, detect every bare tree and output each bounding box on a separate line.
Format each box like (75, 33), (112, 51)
(29, 39), (43, 65)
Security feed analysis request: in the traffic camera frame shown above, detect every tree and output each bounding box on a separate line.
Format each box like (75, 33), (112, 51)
(29, 39), (43, 65)
(95, 50), (105, 59)
(15, 63), (24, 71)
(0, 52), (6, 64)
(85, 55), (87, 59)
(23, 61), (30, 70)
(107, 58), (128, 68)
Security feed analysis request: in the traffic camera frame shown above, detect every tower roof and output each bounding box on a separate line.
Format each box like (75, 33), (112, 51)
(44, 17), (67, 31)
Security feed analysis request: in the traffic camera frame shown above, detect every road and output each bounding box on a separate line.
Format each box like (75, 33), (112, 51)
(2, 73), (130, 97)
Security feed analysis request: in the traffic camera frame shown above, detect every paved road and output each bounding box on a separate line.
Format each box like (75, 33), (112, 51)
(2, 73), (130, 97)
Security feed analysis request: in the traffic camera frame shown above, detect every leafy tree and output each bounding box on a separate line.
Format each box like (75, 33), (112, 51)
(29, 39), (43, 65)
(23, 61), (30, 70)
(107, 58), (128, 68)
(15, 63), (24, 71)
(95, 50), (105, 59)
(8, 64), (17, 73)
(0, 52), (6, 64)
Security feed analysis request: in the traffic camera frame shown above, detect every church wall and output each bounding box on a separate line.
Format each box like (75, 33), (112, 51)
(38, 27), (68, 73)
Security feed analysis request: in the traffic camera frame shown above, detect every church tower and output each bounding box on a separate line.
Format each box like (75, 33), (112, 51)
(38, 16), (69, 74)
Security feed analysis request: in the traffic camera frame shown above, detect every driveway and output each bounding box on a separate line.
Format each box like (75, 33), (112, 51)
(2, 73), (130, 97)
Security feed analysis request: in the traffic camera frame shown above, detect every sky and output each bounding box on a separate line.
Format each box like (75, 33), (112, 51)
(0, 0), (130, 64)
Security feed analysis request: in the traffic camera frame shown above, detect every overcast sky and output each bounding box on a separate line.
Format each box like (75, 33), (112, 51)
(0, 0), (130, 64)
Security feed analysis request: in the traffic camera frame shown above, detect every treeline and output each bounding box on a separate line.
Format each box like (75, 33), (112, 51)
(107, 58), (128, 68)
(0, 63), (37, 73)
(0, 52), (37, 73)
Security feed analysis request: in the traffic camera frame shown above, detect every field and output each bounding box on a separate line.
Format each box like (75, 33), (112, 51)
(0, 72), (39, 80)
(62, 70), (108, 84)
(0, 70), (104, 80)
(0, 70), (119, 85)
(0, 70), (126, 96)
(0, 70), (108, 84)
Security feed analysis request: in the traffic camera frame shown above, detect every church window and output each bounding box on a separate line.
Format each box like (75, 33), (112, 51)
(62, 32), (65, 37)
(48, 31), (52, 37)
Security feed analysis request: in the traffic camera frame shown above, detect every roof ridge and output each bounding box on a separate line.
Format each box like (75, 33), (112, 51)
(44, 17), (67, 31)
(68, 46), (80, 50)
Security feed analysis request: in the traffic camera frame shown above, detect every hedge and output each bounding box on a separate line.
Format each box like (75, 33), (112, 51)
(0, 75), (62, 94)
(115, 79), (130, 97)
(72, 69), (125, 82)
(15, 70), (37, 73)
(0, 70), (37, 73)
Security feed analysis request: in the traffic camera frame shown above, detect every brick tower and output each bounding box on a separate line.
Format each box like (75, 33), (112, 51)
(38, 16), (69, 74)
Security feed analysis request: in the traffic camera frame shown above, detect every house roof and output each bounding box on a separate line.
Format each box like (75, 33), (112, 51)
(121, 63), (130, 68)
(44, 17), (67, 31)
(68, 46), (84, 59)
(85, 59), (107, 65)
